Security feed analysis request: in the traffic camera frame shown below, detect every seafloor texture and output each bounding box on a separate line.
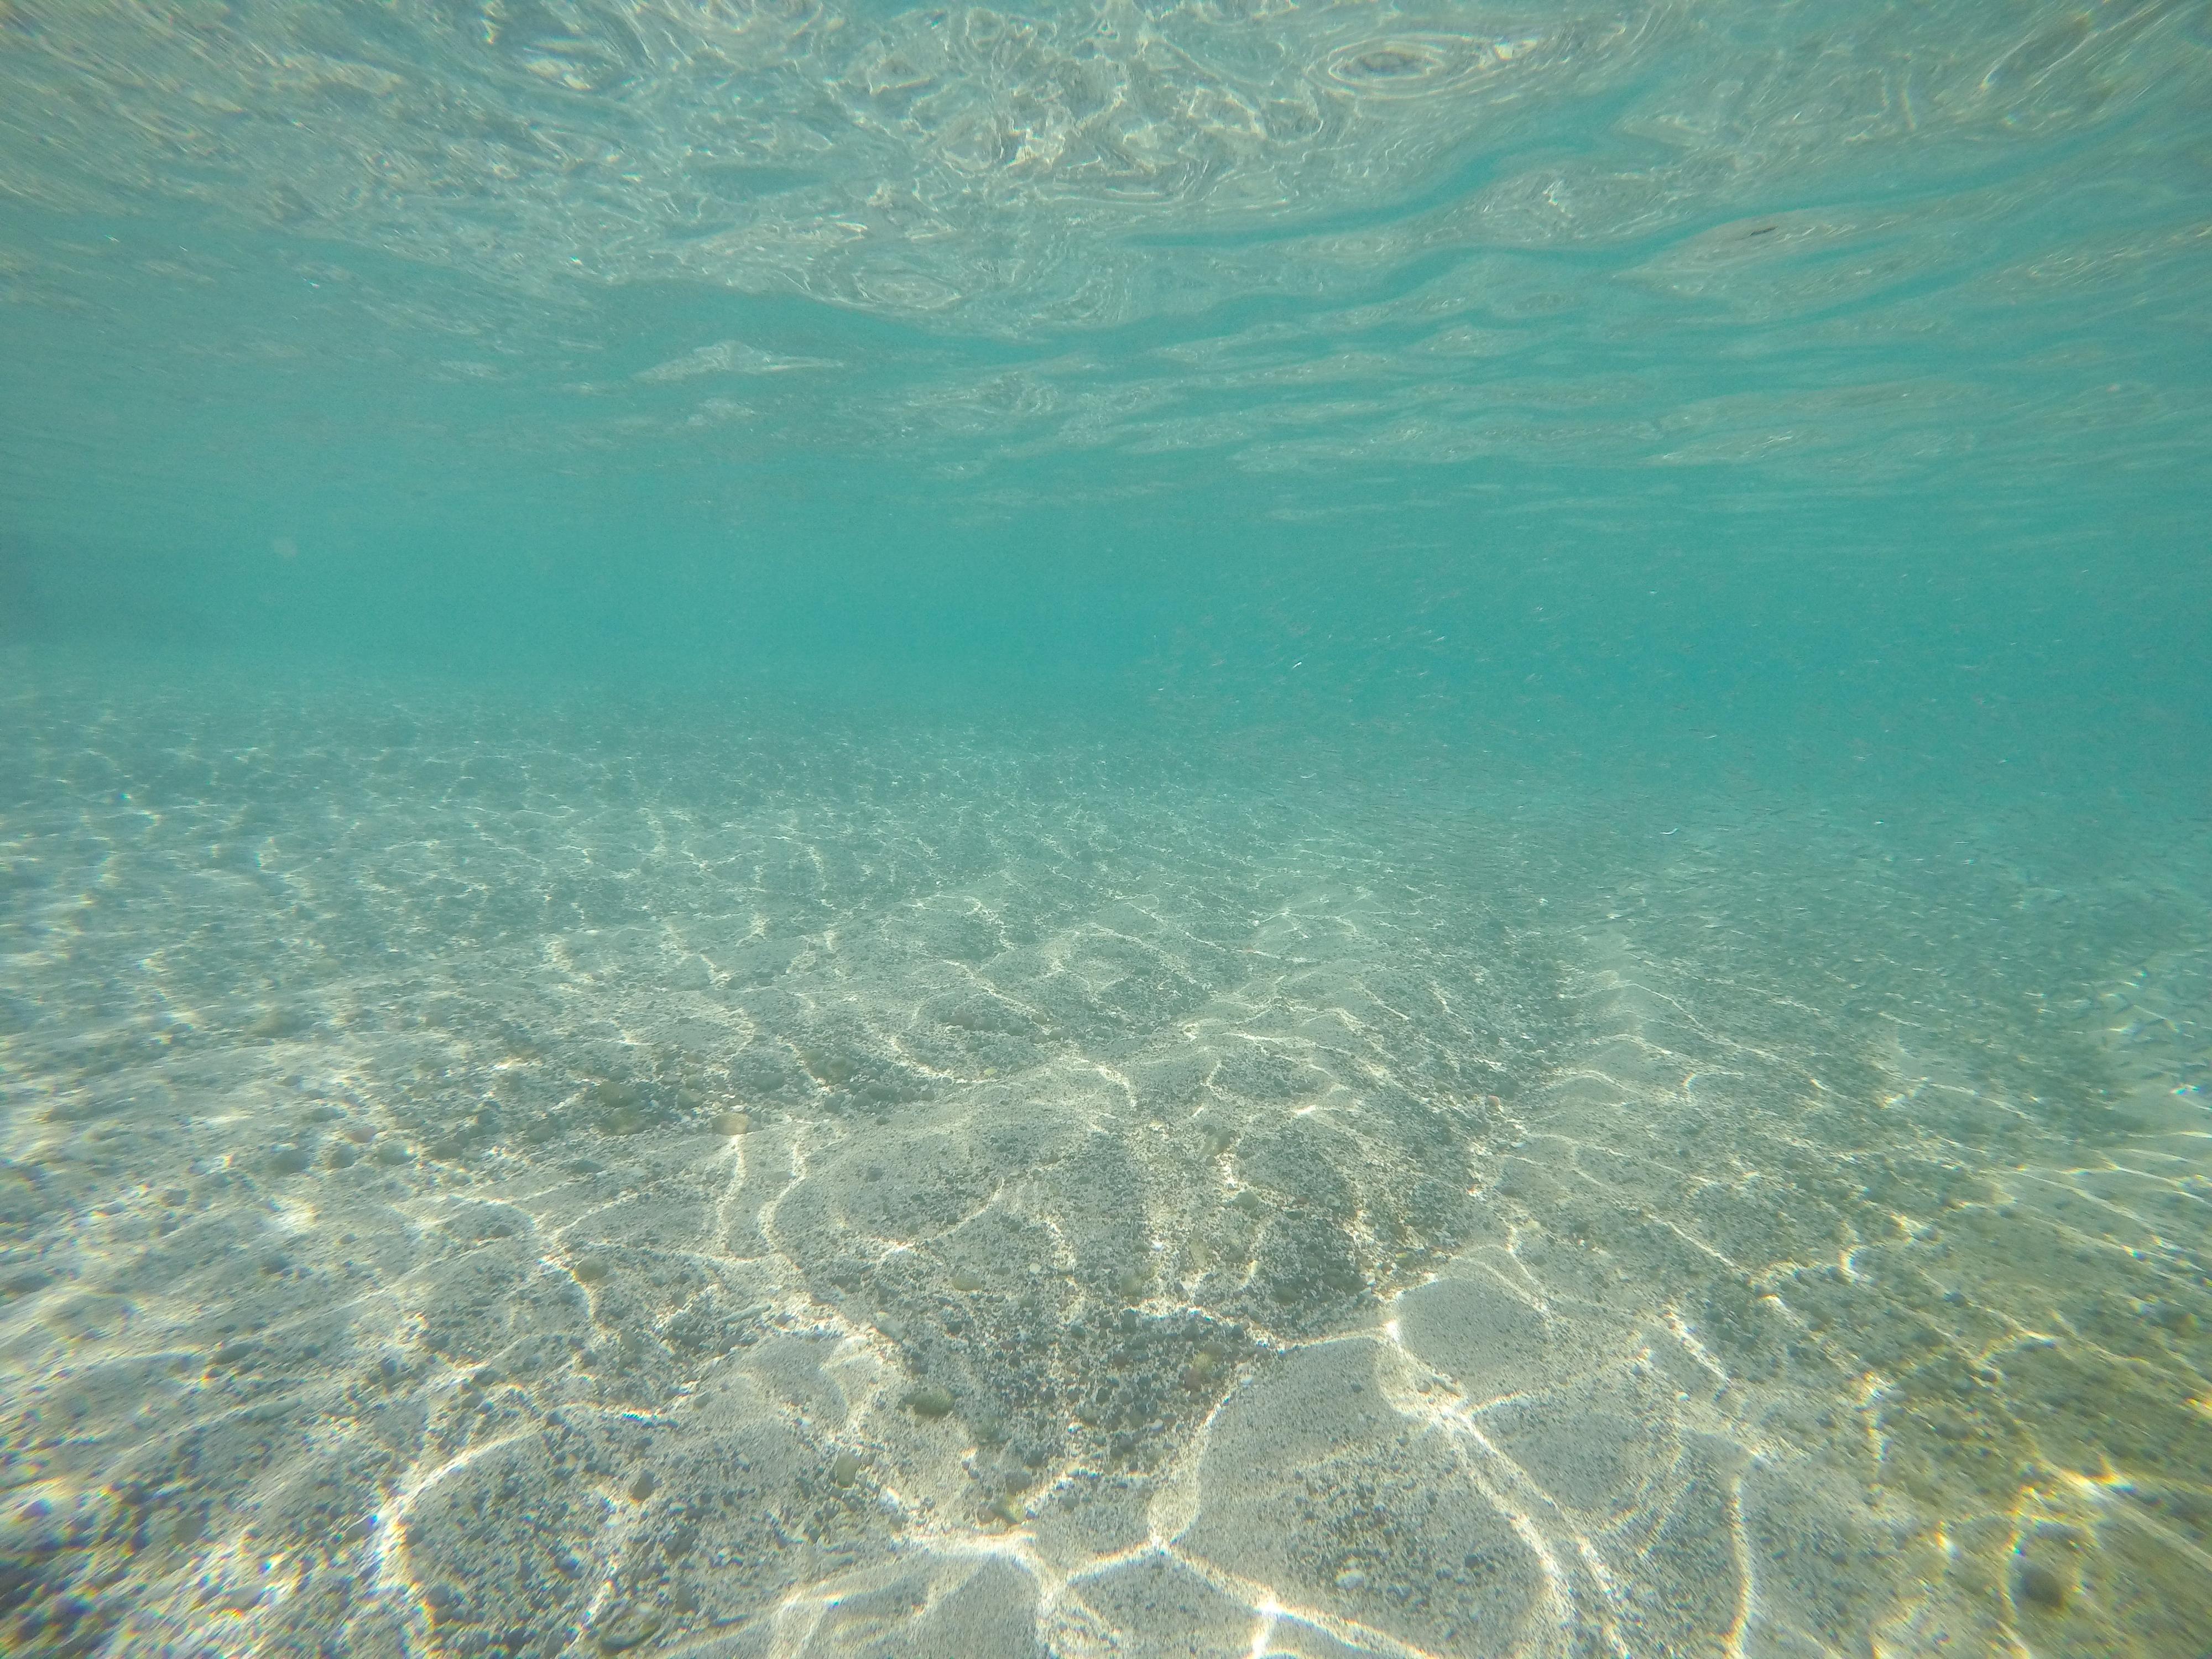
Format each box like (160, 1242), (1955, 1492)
(2, 670), (2208, 1659)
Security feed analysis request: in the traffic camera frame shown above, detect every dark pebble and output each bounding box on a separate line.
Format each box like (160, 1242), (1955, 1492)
(2011, 1556), (2067, 1613)
(594, 1604), (664, 1652)
(905, 1384), (955, 1418)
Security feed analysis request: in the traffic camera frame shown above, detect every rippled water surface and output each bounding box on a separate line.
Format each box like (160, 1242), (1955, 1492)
(3, 4), (2210, 1657)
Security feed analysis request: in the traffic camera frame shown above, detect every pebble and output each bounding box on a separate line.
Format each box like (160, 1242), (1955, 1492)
(905, 1384), (955, 1418)
(2011, 1556), (2067, 1613)
(594, 1603), (664, 1653)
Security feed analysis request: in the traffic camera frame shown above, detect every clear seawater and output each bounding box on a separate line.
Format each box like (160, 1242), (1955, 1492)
(2, 4), (2209, 1656)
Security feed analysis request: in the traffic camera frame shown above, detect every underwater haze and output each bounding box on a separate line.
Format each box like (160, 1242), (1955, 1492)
(3, 3), (2211, 1656)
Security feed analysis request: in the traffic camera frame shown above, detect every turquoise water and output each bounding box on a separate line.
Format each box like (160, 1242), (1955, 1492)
(3, 4), (2210, 1656)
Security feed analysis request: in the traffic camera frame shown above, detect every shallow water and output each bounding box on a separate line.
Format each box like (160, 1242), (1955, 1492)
(3, 4), (2211, 1658)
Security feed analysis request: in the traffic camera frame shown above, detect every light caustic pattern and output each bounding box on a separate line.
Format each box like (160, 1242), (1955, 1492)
(1, 1), (2206, 498)
(2, 677), (2209, 1657)
(1, 0), (2192, 331)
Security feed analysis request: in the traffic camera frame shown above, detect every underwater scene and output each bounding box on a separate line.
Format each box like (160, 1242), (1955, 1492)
(2, 4), (2210, 1657)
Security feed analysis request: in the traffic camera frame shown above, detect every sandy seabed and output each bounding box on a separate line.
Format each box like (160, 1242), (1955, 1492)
(3, 665), (2208, 1659)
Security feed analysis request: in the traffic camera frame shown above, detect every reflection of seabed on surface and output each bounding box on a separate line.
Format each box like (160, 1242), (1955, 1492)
(1, 680), (2207, 1658)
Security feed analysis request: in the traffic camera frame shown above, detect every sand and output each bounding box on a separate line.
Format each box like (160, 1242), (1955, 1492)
(2, 669), (2208, 1658)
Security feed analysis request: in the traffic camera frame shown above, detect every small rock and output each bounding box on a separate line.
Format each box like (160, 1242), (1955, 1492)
(2011, 1555), (2067, 1613)
(904, 1384), (955, 1419)
(422, 1583), (465, 1623)
(594, 1603), (664, 1653)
